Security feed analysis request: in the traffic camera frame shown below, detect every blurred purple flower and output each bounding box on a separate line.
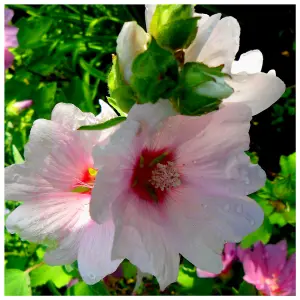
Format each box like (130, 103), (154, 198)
(67, 278), (79, 288)
(197, 243), (237, 278)
(13, 100), (33, 112)
(238, 240), (295, 296)
(5, 8), (19, 70)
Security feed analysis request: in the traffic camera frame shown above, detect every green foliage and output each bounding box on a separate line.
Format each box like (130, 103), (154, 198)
(150, 5), (199, 50)
(30, 264), (72, 288)
(238, 281), (257, 295)
(78, 116), (126, 130)
(131, 38), (179, 104)
(175, 62), (233, 115)
(122, 261), (137, 279)
(5, 269), (31, 296)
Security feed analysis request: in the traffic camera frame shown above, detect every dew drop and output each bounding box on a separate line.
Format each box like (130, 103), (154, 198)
(244, 177), (250, 185)
(193, 160), (197, 164)
(12, 174), (20, 181)
(202, 204), (208, 208)
(236, 204), (243, 213)
(224, 204), (230, 212)
(88, 273), (96, 280)
(249, 219), (255, 226)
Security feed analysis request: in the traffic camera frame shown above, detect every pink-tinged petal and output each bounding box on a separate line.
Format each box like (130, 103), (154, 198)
(223, 71), (286, 116)
(196, 269), (217, 278)
(278, 253), (296, 289)
(242, 253), (259, 285)
(78, 220), (122, 285)
(116, 21), (148, 83)
(5, 9), (14, 24)
(128, 99), (176, 135)
(185, 13), (221, 63)
(51, 103), (101, 131)
(6, 193), (90, 244)
(265, 240), (287, 275)
(194, 16), (240, 72)
(145, 5), (156, 32)
(5, 163), (59, 201)
(5, 48), (15, 70)
(251, 242), (269, 277)
(230, 50), (263, 75)
(176, 103), (252, 166)
(110, 194), (180, 291)
(5, 25), (19, 48)
(222, 243), (237, 269)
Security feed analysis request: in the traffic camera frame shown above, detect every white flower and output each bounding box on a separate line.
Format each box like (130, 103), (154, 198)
(145, 5), (286, 116)
(5, 100), (122, 285)
(90, 99), (265, 290)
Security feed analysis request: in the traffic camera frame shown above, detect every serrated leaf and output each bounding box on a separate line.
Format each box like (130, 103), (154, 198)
(30, 265), (72, 288)
(131, 38), (179, 104)
(78, 116), (126, 130)
(12, 144), (24, 164)
(5, 269), (31, 296)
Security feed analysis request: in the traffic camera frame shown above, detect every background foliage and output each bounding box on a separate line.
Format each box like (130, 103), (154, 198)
(4, 4), (295, 296)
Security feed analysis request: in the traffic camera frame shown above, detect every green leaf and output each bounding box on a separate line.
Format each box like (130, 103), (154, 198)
(176, 62), (233, 115)
(279, 153), (296, 178)
(192, 277), (214, 296)
(79, 58), (107, 81)
(131, 38), (179, 104)
(177, 264), (195, 288)
(78, 116), (126, 130)
(108, 55), (124, 94)
(66, 281), (92, 296)
(281, 88), (292, 98)
(5, 269), (31, 296)
(238, 281), (257, 295)
(89, 281), (110, 295)
(150, 5), (198, 50)
(12, 144), (24, 164)
(269, 212), (287, 227)
(240, 217), (272, 248)
(33, 82), (57, 118)
(122, 261), (137, 279)
(5, 256), (28, 271)
(17, 16), (53, 48)
(111, 85), (136, 113)
(107, 97), (127, 116)
(30, 265), (72, 288)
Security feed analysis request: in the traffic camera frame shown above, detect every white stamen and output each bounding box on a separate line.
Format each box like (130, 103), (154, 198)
(149, 161), (181, 191)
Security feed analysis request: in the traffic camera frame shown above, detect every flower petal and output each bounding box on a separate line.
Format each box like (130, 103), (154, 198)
(5, 9), (14, 24)
(110, 194), (180, 291)
(231, 50), (263, 74)
(194, 16), (240, 72)
(223, 71), (286, 116)
(78, 220), (122, 285)
(145, 5), (156, 32)
(5, 48), (15, 70)
(265, 240), (287, 275)
(116, 21), (148, 83)
(185, 13), (221, 63)
(97, 99), (117, 122)
(5, 25), (19, 48)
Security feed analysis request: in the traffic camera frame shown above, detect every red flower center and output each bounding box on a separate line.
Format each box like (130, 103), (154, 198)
(130, 148), (181, 204)
(72, 167), (98, 194)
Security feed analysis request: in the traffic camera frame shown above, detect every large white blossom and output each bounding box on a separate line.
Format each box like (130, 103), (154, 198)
(118, 5), (285, 116)
(90, 99), (265, 290)
(5, 101), (122, 285)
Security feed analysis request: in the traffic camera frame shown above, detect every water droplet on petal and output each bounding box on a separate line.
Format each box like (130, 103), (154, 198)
(236, 204), (243, 213)
(249, 219), (255, 226)
(202, 204), (207, 208)
(12, 174), (20, 181)
(224, 204), (230, 212)
(193, 160), (197, 164)
(244, 177), (250, 185)
(89, 273), (96, 280)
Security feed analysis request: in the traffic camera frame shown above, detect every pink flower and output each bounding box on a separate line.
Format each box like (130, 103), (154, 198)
(5, 9), (19, 70)
(197, 243), (237, 278)
(5, 100), (122, 285)
(12, 100), (33, 112)
(90, 99), (265, 290)
(238, 240), (296, 295)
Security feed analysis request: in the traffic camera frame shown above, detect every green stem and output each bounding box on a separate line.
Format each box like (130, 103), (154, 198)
(25, 261), (44, 274)
(47, 281), (62, 296)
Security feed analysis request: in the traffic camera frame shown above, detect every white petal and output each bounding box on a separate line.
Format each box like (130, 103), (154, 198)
(231, 50), (263, 74)
(145, 5), (156, 32)
(117, 21), (148, 83)
(51, 102), (100, 130)
(111, 195), (180, 291)
(5, 163), (58, 201)
(224, 71), (286, 115)
(176, 103), (252, 166)
(195, 16), (240, 72)
(78, 220), (122, 285)
(97, 99), (117, 122)
(268, 69), (276, 76)
(185, 13), (221, 63)
(128, 99), (177, 135)
(6, 193), (90, 245)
